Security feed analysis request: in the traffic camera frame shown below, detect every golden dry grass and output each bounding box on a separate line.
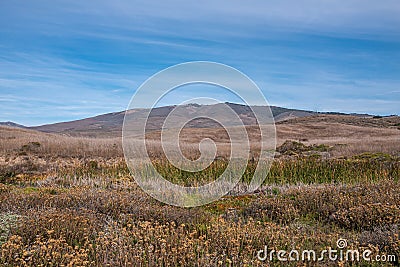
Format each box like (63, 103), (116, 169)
(0, 176), (398, 266)
(2, 113), (399, 159)
(0, 114), (399, 266)
(0, 126), (122, 158)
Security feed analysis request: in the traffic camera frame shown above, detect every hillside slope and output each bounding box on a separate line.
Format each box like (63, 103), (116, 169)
(30, 103), (315, 137)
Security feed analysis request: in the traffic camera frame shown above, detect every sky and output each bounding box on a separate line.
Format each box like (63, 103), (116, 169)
(0, 0), (400, 126)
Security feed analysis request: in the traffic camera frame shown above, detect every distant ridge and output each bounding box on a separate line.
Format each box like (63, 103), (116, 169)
(2, 103), (390, 137)
(0, 121), (26, 128)
(26, 103), (316, 137)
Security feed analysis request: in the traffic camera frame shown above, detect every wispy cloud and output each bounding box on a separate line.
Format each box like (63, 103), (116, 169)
(0, 0), (399, 125)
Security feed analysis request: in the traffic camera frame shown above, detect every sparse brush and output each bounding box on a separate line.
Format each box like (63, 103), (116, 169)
(0, 126), (399, 266)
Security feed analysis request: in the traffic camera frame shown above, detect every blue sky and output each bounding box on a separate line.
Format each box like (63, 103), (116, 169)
(0, 0), (400, 126)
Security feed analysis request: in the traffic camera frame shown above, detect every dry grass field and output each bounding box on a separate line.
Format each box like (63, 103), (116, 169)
(0, 114), (399, 266)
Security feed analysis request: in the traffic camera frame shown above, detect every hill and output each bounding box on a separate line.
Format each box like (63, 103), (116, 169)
(28, 103), (315, 137)
(0, 121), (26, 128)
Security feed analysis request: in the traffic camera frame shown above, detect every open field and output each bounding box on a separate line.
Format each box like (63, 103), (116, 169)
(0, 114), (399, 266)
(2, 0), (400, 265)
